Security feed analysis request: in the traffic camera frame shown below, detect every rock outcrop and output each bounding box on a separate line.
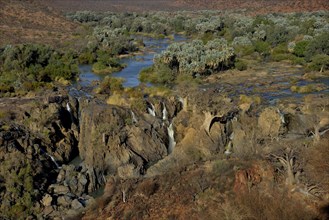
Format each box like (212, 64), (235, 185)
(78, 100), (174, 192)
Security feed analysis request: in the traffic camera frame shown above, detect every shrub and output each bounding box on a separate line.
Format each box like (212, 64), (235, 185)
(0, 44), (79, 91)
(154, 38), (235, 82)
(307, 54), (329, 72)
(254, 41), (270, 57)
(293, 41), (309, 57)
(234, 59), (248, 71)
(78, 51), (95, 64)
(97, 76), (124, 94)
(290, 56), (306, 65)
(235, 45), (255, 57)
(305, 32), (329, 60)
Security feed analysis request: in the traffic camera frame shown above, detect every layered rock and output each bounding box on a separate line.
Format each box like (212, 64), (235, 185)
(78, 100), (173, 192)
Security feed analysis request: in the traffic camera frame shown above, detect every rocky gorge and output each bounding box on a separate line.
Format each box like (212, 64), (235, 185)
(0, 72), (328, 218)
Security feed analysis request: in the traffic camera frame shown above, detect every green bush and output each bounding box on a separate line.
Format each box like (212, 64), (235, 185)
(290, 56), (306, 65)
(235, 45), (255, 57)
(97, 76), (125, 94)
(92, 50), (124, 74)
(78, 51), (95, 64)
(307, 54), (329, 72)
(0, 44), (79, 94)
(234, 59), (248, 71)
(140, 64), (174, 85)
(305, 32), (329, 60)
(293, 41), (309, 57)
(154, 39), (235, 82)
(254, 41), (270, 57)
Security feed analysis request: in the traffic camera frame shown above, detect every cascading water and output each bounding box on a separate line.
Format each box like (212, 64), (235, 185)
(66, 103), (74, 123)
(147, 103), (156, 117)
(162, 103), (168, 121)
(66, 103), (71, 112)
(167, 123), (176, 154)
(46, 153), (61, 169)
(40, 148), (61, 169)
(131, 110), (138, 123)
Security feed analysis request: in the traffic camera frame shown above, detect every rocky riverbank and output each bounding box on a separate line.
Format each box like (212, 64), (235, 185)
(0, 78), (328, 219)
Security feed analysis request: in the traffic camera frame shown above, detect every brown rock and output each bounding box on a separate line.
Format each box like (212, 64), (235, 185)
(41, 194), (53, 207)
(50, 184), (70, 195)
(258, 107), (283, 137)
(71, 199), (84, 210)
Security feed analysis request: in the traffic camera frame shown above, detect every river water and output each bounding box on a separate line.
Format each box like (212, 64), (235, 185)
(77, 35), (186, 88)
(76, 35), (328, 103)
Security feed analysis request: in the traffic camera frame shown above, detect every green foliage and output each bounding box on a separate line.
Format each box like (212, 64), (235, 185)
(97, 76), (124, 94)
(154, 38), (235, 83)
(0, 156), (38, 219)
(291, 56), (306, 65)
(254, 41), (270, 57)
(0, 44), (79, 94)
(92, 50), (124, 74)
(78, 50), (96, 64)
(234, 59), (248, 71)
(93, 27), (137, 55)
(305, 32), (329, 60)
(139, 64), (174, 85)
(235, 45), (255, 57)
(266, 25), (291, 46)
(307, 54), (329, 72)
(293, 41), (309, 57)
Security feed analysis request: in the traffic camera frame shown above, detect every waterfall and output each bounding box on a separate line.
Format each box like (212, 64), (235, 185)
(162, 103), (168, 121)
(178, 97), (184, 107)
(45, 153), (61, 169)
(66, 103), (71, 112)
(66, 103), (74, 123)
(147, 103), (156, 117)
(131, 110), (138, 123)
(167, 123), (176, 154)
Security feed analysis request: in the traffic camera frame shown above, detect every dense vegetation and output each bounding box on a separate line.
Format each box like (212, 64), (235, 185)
(0, 44), (79, 96)
(1, 10), (328, 96)
(66, 10), (329, 85)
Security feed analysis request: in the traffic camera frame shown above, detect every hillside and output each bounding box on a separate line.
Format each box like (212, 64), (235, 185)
(40, 0), (329, 13)
(0, 0), (79, 47)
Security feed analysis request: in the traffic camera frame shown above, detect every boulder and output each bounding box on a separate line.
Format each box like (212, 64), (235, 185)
(258, 107), (284, 138)
(50, 184), (70, 195)
(71, 199), (84, 210)
(41, 194), (53, 207)
(57, 195), (73, 208)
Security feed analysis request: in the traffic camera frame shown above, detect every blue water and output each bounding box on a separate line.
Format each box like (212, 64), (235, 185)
(77, 34), (186, 88)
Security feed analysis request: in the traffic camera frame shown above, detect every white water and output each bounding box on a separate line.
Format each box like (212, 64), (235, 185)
(162, 103), (168, 121)
(45, 153), (61, 169)
(167, 123), (176, 154)
(66, 103), (74, 122)
(147, 103), (156, 117)
(131, 110), (138, 123)
(66, 103), (71, 112)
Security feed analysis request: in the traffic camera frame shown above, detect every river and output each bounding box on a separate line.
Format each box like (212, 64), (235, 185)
(77, 35), (186, 88)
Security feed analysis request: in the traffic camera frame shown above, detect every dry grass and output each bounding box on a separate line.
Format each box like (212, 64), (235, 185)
(233, 188), (318, 220)
(0, 0), (82, 47)
(40, 0), (329, 13)
(303, 134), (329, 192)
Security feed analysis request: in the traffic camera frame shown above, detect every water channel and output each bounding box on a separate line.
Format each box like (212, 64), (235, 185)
(76, 34), (328, 103)
(77, 35), (186, 88)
